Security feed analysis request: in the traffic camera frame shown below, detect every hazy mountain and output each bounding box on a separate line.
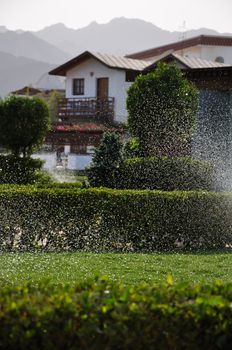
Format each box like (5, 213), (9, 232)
(35, 17), (232, 57)
(0, 26), (7, 33)
(0, 51), (56, 97)
(1, 17), (232, 97)
(0, 30), (71, 64)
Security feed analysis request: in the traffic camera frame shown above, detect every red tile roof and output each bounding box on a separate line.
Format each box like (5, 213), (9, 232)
(53, 123), (122, 133)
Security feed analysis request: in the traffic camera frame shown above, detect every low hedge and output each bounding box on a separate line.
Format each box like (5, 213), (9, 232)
(0, 155), (43, 184)
(35, 181), (84, 189)
(115, 157), (213, 190)
(0, 186), (232, 251)
(88, 157), (213, 190)
(0, 278), (232, 349)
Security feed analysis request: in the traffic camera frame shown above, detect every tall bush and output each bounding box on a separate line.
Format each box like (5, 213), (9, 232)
(88, 132), (123, 187)
(0, 96), (50, 157)
(0, 155), (44, 184)
(127, 63), (198, 156)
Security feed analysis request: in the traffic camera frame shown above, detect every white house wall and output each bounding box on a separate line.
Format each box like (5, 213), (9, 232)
(32, 152), (57, 169)
(66, 57), (132, 123)
(176, 45), (232, 64)
(200, 45), (232, 64)
(67, 154), (93, 170)
(32, 152), (93, 171)
(175, 46), (202, 59)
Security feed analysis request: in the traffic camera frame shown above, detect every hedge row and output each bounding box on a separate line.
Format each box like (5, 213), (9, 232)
(0, 278), (232, 349)
(0, 186), (232, 251)
(35, 181), (84, 189)
(117, 156), (213, 190)
(88, 156), (214, 190)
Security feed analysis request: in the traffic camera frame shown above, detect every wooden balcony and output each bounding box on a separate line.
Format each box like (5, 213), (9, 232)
(58, 97), (115, 123)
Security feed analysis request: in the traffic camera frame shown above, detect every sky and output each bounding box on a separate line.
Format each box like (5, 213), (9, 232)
(1, 0), (232, 33)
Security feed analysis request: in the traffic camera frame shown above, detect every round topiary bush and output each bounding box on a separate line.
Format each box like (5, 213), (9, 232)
(0, 155), (44, 184)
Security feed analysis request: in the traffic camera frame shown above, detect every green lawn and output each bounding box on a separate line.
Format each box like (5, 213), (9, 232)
(0, 252), (231, 286)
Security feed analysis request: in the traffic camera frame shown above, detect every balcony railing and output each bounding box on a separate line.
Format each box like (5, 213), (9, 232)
(58, 97), (115, 123)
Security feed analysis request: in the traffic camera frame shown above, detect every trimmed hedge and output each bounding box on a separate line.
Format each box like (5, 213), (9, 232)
(35, 181), (84, 189)
(112, 157), (213, 190)
(0, 279), (232, 349)
(0, 186), (232, 251)
(0, 155), (43, 184)
(121, 156), (213, 190)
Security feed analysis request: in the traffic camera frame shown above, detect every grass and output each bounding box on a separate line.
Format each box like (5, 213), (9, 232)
(0, 252), (231, 286)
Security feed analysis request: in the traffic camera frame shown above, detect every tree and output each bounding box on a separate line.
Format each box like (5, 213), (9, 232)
(88, 132), (123, 187)
(0, 96), (50, 157)
(127, 62), (199, 157)
(47, 90), (63, 122)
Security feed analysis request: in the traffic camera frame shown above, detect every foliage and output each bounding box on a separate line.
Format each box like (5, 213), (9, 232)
(0, 95), (50, 157)
(0, 186), (232, 252)
(35, 181), (84, 189)
(47, 90), (63, 122)
(0, 155), (44, 184)
(123, 137), (142, 158)
(127, 63), (199, 156)
(114, 156), (213, 190)
(88, 132), (123, 187)
(34, 169), (54, 185)
(0, 279), (232, 349)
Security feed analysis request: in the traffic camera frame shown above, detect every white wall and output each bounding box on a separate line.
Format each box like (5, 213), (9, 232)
(176, 45), (232, 64)
(67, 154), (93, 170)
(175, 45), (202, 59)
(32, 152), (93, 171)
(32, 152), (57, 169)
(200, 45), (232, 64)
(66, 57), (131, 123)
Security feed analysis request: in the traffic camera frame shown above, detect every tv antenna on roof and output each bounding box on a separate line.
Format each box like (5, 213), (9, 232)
(178, 21), (187, 56)
(179, 21), (187, 41)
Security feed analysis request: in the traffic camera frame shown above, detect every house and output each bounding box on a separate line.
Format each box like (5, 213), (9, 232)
(126, 35), (232, 64)
(11, 86), (65, 99)
(49, 51), (152, 122)
(42, 35), (232, 181)
(11, 86), (43, 97)
(39, 51), (151, 171)
(144, 52), (232, 188)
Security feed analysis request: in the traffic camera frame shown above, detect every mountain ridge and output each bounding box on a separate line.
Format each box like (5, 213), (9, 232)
(0, 30), (71, 64)
(0, 51), (59, 97)
(1, 17), (232, 97)
(34, 17), (232, 56)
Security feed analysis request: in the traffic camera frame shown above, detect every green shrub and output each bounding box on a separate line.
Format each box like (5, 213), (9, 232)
(88, 132), (123, 187)
(115, 156), (213, 190)
(123, 137), (142, 158)
(0, 279), (232, 349)
(35, 181), (84, 189)
(0, 155), (44, 184)
(127, 63), (198, 156)
(0, 96), (50, 157)
(0, 186), (232, 251)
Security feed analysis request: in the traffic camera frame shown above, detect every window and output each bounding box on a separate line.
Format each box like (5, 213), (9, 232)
(125, 71), (140, 82)
(73, 78), (84, 95)
(215, 56), (224, 63)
